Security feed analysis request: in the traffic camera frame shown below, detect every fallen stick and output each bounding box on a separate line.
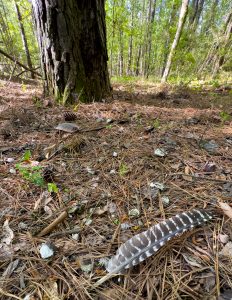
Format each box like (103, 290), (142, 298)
(0, 48), (41, 77)
(37, 211), (68, 237)
(49, 228), (80, 238)
(168, 173), (232, 184)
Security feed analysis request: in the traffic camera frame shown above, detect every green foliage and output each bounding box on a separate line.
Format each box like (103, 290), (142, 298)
(185, 53), (196, 64)
(16, 163), (45, 187)
(47, 183), (59, 193)
(119, 163), (129, 176)
(16, 151), (59, 190)
(21, 83), (27, 92)
(1, 0), (231, 82)
(16, 150), (44, 186)
(0, 0), (39, 76)
(106, 124), (113, 129)
(22, 149), (31, 161)
(219, 111), (231, 124)
(210, 80), (220, 88)
(105, 0), (232, 80)
(153, 119), (160, 129)
(113, 218), (120, 225)
(32, 95), (42, 108)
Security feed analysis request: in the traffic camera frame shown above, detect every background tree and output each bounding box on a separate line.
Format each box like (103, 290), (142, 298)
(161, 0), (189, 82)
(0, 0), (38, 78)
(31, 0), (111, 104)
(14, 0), (34, 78)
(0, 0), (231, 83)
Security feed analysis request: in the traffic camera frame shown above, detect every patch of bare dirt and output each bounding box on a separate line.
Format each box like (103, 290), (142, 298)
(0, 80), (232, 299)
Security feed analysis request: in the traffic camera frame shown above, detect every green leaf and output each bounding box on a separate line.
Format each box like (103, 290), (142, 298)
(47, 183), (59, 193)
(22, 150), (31, 161)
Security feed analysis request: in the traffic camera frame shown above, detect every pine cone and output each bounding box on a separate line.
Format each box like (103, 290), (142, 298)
(63, 112), (77, 122)
(42, 165), (55, 182)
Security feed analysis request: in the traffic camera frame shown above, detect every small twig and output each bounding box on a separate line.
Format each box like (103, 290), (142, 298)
(16, 66), (40, 78)
(81, 126), (108, 133)
(8, 60), (17, 82)
(37, 211), (68, 237)
(168, 173), (232, 184)
(93, 273), (117, 288)
(106, 223), (121, 255)
(0, 288), (23, 300)
(0, 187), (15, 202)
(49, 228), (81, 238)
(170, 182), (208, 204)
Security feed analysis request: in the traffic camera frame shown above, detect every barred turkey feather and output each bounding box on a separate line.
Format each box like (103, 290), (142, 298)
(107, 209), (212, 274)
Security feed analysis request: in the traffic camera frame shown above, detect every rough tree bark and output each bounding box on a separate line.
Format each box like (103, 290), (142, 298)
(161, 0), (189, 83)
(31, 0), (111, 104)
(14, 1), (34, 79)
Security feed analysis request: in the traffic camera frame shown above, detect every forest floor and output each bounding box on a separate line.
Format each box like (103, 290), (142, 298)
(0, 78), (232, 300)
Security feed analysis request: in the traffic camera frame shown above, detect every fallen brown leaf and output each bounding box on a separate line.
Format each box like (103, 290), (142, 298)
(218, 202), (232, 218)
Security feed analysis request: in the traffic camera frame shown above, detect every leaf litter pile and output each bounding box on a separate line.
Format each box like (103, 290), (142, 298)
(0, 79), (232, 300)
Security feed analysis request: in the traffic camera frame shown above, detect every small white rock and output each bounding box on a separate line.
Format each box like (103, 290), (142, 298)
(129, 208), (140, 217)
(9, 168), (16, 174)
(121, 222), (131, 230)
(39, 243), (54, 259)
(80, 263), (93, 273)
(109, 169), (116, 174)
(72, 233), (80, 241)
(219, 234), (229, 244)
(18, 222), (28, 230)
(86, 166), (95, 175)
(6, 158), (14, 163)
(138, 220), (143, 226)
(154, 148), (167, 157)
(161, 196), (170, 206)
(84, 218), (93, 226)
(150, 182), (165, 190)
(113, 151), (118, 157)
(106, 118), (113, 124)
(107, 202), (117, 214)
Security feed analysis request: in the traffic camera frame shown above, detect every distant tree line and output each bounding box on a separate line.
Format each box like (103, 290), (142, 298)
(0, 0), (231, 84)
(106, 0), (232, 81)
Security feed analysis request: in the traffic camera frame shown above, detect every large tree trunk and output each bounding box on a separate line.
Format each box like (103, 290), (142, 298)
(161, 0), (189, 83)
(31, 0), (111, 104)
(14, 1), (34, 79)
